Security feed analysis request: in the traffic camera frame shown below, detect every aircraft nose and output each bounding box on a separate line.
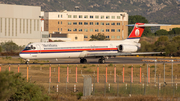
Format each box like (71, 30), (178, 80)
(19, 53), (27, 59)
(19, 53), (24, 58)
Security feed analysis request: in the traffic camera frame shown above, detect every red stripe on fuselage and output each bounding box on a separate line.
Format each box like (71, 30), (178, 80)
(21, 48), (118, 53)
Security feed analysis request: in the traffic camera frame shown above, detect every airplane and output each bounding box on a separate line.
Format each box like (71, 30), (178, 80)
(19, 23), (169, 64)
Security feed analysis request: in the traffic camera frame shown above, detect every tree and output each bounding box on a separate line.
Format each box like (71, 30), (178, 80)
(0, 41), (19, 52)
(89, 33), (110, 41)
(0, 71), (50, 101)
(168, 28), (180, 35)
(128, 15), (152, 36)
(154, 36), (169, 53)
(154, 29), (168, 36)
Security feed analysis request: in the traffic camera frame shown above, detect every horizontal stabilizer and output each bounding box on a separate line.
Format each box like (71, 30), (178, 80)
(127, 24), (171, 27)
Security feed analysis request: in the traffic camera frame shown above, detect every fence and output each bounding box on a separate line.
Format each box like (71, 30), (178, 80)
(0, 62), (180, 97)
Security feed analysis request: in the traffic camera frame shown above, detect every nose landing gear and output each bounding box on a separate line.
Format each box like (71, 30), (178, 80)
(25, 59), (30, 64)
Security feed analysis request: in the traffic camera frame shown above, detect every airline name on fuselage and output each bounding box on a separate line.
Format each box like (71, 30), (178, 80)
(42, 44), (57, 47)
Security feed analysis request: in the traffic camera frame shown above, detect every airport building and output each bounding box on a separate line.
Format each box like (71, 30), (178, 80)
(0, 4), (48, 46)
(160, 25), (180, 31)
(44, 10), (128, 41)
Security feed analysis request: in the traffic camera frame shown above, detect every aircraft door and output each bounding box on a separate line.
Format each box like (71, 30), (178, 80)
(36, 44), (41, 53)
(110, 44), (113, 52)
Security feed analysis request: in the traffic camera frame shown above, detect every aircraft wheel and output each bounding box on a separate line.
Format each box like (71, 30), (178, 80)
(25, 61), (29, 64)
(98, 59), (105, 64)
(80, 58), (87, 64)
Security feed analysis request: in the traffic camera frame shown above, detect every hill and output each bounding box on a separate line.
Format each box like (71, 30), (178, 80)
(0, 0), (180, 24)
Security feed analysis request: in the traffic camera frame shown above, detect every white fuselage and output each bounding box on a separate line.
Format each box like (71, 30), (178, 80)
(19, 39), (139, 60)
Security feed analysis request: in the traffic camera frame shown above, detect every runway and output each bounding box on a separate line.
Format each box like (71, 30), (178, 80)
(38, 57), (178, 64)
(3, 56), (179, 65)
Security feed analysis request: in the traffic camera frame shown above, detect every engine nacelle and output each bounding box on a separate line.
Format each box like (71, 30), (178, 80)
(118, 44), (139, 52)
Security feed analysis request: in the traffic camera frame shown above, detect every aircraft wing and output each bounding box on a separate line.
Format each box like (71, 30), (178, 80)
(86, 52), (164, 57)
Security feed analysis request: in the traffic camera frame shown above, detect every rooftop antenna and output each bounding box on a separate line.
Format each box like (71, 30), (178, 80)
(75, 6), (79, 11)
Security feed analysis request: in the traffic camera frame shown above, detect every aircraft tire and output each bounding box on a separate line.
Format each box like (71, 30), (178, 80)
(25, 61), (29, 64)
(98, 59), (105, 64)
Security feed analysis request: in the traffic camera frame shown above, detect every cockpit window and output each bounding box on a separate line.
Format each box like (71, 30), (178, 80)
(24, 45), (36, 50)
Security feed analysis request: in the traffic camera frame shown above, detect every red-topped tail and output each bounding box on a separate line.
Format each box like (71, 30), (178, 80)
(128, 23), (145, 39)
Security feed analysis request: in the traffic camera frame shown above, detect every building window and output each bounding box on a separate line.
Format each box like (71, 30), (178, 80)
(12, 18), (14, 36)
(117, 23), (120, 25)
(111, 16), (115, 19)
(68, 15), (72, 18)
(73, 15), (77, 18)
(111, 36), (115, 39)
(95, 16), (99, 19)
(106, 22), (109, 25)
(106, 29), (109, 32)
(58, 28), (59, 31)
(8, 18), (10, 36)
(16, 18), (17, 35)
(75, 36), (78, 40)
(26, 19), (28, 34)
(84, 29), (88, 32)
(90, 22), (93, 25)
(61, 15), (63, 18)
(79, 22), (82, 25)
(101, 16), (104, 19)
(58, 21), (59, 24)
(95, 29), (99, 32)
(95, 22), (99, 25)
(37, 19), (39, 31)
(79, 29), (82, 32)
(61, 28), (62, 31)
(84, 15), (88, 18)
(90, 15), (93, 18)
(68, 28), (71, 31)
(111, 23), (115, 25)
(30, 19), (32, 34)
(117, 16), (120, 19)
(84, 22), (88, 25)
(106, 36), (109, 38)
(90, 35), (92, 38)
(0, 18), (2, 33)
(117, 29), (120, 32)
(20, 19), (21, 33)
(101, 29), (104, 32)
(23, 19), (25, 33)
(84, 35), (88, 38)
(68, 22), (71, 25)
(90, 29), (93, 32)
(106, 16), (110, 19)
(111, 29), (115, 32)
(101, 22), (104, 25)
(73, 28), (77, 31)
(34, 19), (36, 31)
(61, 21), (62, 24)
(117, 36), (120, 39)
(58, 15), (59, 18)
(73, 22), (77, 25)
(79, 15), (82, 18)
(5, 18), (6, 36)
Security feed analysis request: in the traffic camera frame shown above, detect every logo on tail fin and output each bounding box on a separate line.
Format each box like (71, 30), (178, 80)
(135, 29), (140, 36)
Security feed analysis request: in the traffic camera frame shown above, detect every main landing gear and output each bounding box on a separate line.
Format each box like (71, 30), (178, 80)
(80, 58), (87, 64)
(98, 57), (105, 64)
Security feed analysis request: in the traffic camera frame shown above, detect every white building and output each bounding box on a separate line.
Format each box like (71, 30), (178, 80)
(0, 4), (47, 46)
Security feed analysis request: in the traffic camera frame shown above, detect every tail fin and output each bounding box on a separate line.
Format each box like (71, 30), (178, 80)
(127, 23), (170, 41)
(128, 23), (145, 39)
